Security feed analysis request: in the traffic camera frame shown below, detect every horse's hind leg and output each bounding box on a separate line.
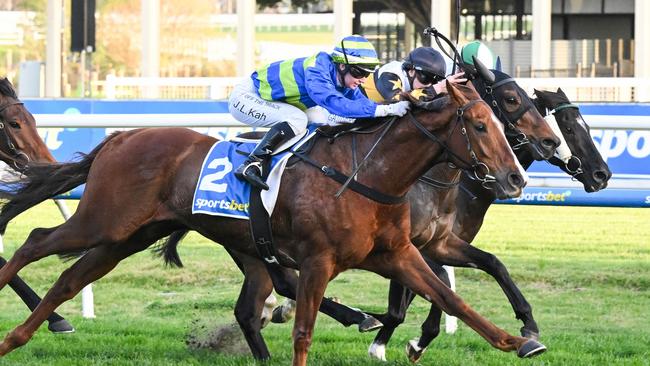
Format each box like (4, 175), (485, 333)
(0, 225), (75, 292)
(0, 241), (149, 356)
(0, 214), (113, 293)
(1, 257), (74, 334)
(369, 257), (449, 362)
(405, 260), (450, 363)
(367, 280), (416, 361)
(232, 253), (275, 360)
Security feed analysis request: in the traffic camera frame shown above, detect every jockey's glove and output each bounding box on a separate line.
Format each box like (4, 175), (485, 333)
(374, 101), (411, 118)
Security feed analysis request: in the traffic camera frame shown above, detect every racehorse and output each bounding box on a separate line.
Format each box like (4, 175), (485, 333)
(0, 77), (74, 333)
(206, 65), (562, 360)
(363, 87), (611, 362)
(0, 81), (545, 365)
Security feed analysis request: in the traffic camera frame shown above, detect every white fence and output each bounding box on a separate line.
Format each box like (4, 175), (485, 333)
(101, 76), (650, 103)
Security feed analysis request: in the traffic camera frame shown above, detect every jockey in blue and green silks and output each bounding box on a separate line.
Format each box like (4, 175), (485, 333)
(228, 35), (411, 190)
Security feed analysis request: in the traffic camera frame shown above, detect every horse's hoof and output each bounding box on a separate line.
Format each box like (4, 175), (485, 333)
(517, 338), (547, 358)
(368, 341), (387, 361)
(358, 315), (383, 333)
(520, 326), (540, 340)
(48, 319), (75, 334)
(270, 300), (296, 324)
(406, 338), (426, 363)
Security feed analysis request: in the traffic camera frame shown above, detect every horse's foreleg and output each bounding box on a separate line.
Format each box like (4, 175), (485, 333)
(367, 280), (416, 361)
(436, 234), (539, 339)
(264, 264), (380, 331)
(292, 259), (335, 366)
(0, 242), (147, 356)
(0, 256), (74, 333)
(233, 255), (275, 360)
(365, 244), (545, 359)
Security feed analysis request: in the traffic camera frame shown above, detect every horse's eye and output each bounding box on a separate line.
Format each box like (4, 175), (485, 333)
(9, 121), (20, 129)
(564, 126), (573, 134)
(505, 96), (517, 104)
(475, 122), (486, 132)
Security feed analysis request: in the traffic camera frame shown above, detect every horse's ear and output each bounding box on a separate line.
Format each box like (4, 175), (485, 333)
(557, 88), (568, 99)
(473, 56), (495, 85)
(447, 80), (468, 106)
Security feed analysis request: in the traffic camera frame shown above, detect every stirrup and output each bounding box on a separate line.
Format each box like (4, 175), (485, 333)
(236, 161), (269, 190)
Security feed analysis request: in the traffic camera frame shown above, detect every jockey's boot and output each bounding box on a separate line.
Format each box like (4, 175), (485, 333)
(235, 122), (296, 190)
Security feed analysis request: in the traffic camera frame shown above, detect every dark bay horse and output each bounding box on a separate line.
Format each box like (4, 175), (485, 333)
(0, 82), (544, 365)
(215, 66), (561, 360)
(364, 87), (611, 362)
(0, 78), (74, 333)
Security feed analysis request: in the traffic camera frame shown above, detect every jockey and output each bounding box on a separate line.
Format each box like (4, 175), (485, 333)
(458, 40), (502, 74)
(362, 46), (466, 103)
(229, 35), (411, 190)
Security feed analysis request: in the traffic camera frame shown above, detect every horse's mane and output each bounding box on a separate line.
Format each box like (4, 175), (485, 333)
(0, 78), (18, 100)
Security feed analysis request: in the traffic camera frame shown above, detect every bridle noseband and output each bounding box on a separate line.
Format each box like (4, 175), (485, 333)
(407, 99), (497, 189)
(546, 102), (583, 179)
(0, 101), (30, 169)
(482, 78), (533, 150)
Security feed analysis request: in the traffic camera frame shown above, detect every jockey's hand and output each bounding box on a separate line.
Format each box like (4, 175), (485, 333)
(374, 101), (411, 117)
(433, 72), (468, 95)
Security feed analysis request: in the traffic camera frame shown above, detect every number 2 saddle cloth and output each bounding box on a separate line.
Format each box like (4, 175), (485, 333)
(192, 126), (318, 219)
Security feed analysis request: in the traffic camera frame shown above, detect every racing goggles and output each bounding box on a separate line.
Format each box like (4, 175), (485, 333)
(415, 70), (443, 85)
(348, 65), (373, 79)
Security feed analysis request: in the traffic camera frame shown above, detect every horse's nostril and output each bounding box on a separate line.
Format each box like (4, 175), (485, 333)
(508, 173), (524, 188)
(593, 170), (608, 182)
(542, 138), (558, 149)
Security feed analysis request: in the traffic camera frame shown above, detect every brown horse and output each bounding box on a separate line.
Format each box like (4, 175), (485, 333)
(365, 87), (612, 362)
(0, 81), (543, 365)
(221, 67), (561, 360)
(0, 78), (74, 333)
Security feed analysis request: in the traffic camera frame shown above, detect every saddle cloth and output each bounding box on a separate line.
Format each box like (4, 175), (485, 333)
(192, 126), (318, 219)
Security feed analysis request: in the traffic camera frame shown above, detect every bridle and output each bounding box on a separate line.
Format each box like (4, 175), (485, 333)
(407, 99), (497, 189)
(423, 26), (533, 152)
(481, 78), (533, 150)
(545, 102), (583, 179)
(0, 100), (30, 169)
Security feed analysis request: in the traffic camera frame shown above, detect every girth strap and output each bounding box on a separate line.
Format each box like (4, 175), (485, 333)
(292, 151), (407, 205)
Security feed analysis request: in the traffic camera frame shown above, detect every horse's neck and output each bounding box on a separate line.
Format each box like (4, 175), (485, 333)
(454, 146), (535, 241)
(349, 108), (457, 197)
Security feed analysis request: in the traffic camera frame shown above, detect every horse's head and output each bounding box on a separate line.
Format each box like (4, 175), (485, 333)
(0, 78), (55, 170)
(472, 60), (559, 161)
(534, 88), (611, 192)
(410, 81), (527, 199)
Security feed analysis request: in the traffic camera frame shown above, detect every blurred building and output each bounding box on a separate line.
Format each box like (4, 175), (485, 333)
(356, 0), (636, 77)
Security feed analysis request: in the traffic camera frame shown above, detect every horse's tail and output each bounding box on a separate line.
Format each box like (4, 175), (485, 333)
(152, 230), (188, 268)
(0, 132), (123, 233)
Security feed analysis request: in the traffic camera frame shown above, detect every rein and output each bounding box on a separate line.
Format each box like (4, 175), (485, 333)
(292, 97), (500, 204)
(424, 26), (532, 151)
(0, 101), (28, 169)
(334, 116), (398, 198)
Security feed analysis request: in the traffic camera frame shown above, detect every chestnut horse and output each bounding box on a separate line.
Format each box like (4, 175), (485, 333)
(0, 82), (544, 365)
(185, 66), (562, 360)
(0, 78), (74, 333)
(364, 87), (612, 362)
